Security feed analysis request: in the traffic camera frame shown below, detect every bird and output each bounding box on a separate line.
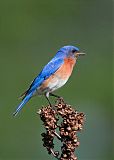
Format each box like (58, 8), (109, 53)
(13, 45), (85, 116)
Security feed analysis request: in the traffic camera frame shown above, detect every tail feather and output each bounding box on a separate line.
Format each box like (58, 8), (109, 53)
(19, 90), (27, 100)
(13, 92), (33, 117)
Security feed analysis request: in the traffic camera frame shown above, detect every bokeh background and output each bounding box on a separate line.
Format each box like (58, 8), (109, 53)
(0, 0), (113, 160)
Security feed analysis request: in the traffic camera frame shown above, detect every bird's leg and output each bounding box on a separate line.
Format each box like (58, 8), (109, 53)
(50, 93), (61, 98)
(50, 93), (64, 105)
(45, 93), (52, 107)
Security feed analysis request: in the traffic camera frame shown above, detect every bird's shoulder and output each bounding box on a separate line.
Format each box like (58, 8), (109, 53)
(39, 56), (64, 79)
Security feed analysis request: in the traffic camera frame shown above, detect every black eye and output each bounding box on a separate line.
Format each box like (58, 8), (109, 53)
(72, 49), (76, 53)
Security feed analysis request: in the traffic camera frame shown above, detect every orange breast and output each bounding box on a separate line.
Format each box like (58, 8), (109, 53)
(55, 57), (76, 79)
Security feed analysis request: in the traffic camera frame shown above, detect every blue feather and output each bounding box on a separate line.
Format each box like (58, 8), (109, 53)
(13, 91), (34, 117)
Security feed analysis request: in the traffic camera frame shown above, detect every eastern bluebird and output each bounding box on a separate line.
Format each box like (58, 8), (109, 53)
(13, 45), (85, 116)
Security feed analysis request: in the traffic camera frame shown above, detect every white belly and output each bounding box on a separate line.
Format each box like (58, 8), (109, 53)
(36, 76), (69, 95)
(48, 78), (68, 92)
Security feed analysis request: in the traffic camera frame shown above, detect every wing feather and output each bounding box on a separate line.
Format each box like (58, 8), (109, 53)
(22, 57), (64, 97)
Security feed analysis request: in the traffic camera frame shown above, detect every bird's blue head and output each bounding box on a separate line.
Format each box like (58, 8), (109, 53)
(56, 45), (85, 59)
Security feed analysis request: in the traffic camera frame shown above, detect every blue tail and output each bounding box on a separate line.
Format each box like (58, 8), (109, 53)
(13, 92), (33, 117)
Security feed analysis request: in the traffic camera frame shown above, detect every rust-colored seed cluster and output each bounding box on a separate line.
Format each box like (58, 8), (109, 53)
(38, 98), (85, 160)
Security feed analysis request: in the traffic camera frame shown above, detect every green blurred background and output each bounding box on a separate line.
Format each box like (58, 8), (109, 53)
(0, 0), (113, 160)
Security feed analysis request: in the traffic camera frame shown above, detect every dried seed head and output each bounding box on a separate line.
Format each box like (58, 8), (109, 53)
(38, 98), (85, 160)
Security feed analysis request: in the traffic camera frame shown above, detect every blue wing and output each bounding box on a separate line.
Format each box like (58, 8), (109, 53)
(23, 56), (64, 95)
